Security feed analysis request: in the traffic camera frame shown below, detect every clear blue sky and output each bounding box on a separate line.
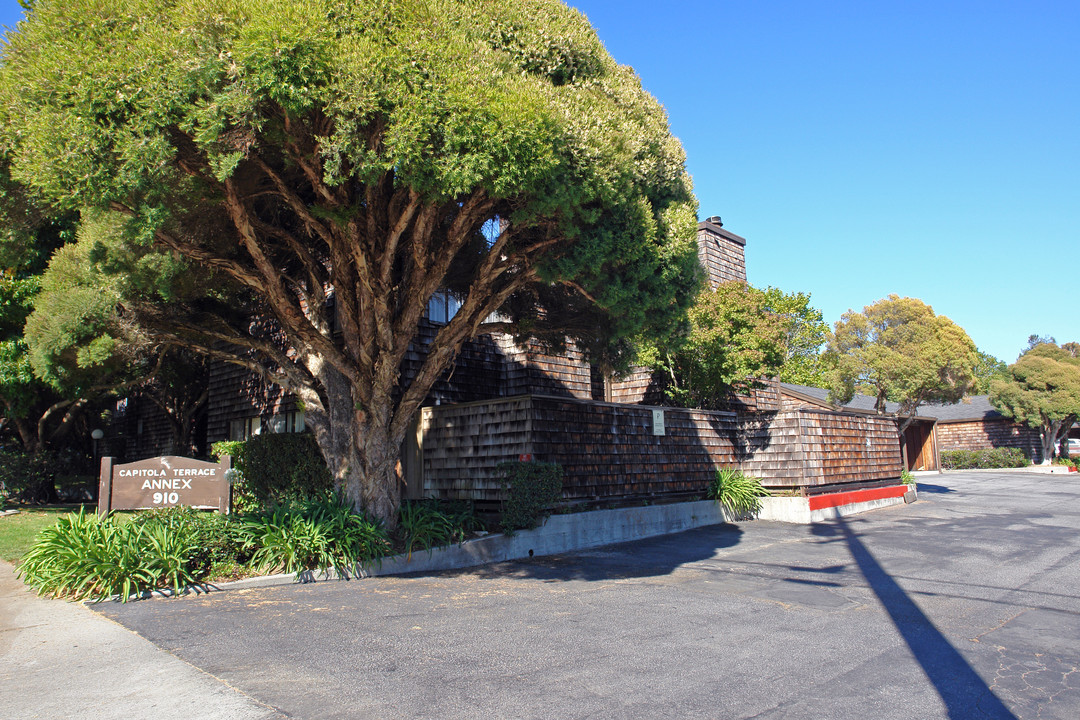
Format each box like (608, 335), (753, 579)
(2, 1), (1076, 363)
(571, 0), (1078, 363)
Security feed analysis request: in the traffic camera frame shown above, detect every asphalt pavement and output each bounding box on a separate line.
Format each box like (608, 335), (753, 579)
(4, 470), (1079, 719)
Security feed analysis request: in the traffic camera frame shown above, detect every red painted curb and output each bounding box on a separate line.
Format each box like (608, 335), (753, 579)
(808, 485), (909, 511)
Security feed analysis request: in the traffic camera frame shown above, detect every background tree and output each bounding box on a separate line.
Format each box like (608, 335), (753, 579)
(1026, 334), (1056, 352)
(989, 342), (1080, 465)
(972, 349), (1009, 395)
(642, 281), (788, 410)
(1, 0), (701, 524)
(0, 159), (86, 454)
(760, 286), (829, 387)
(826, 295), (977, 432)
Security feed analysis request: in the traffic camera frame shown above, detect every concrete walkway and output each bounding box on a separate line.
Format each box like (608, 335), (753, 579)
(0, 562), (283, 720)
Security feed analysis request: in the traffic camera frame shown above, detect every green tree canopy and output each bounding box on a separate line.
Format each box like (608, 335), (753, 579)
(826, 295), (977, 431)
(642, 281), (788, 410)
(0, 158), (83, 453)
(760, 286), (829, 387)
(0, 0), (701, 523)
(990, 342), (1080, 464)
(972, 348), (1009, 395)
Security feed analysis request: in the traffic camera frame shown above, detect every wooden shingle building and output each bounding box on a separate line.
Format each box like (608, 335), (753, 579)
(107, 217), (908, 507)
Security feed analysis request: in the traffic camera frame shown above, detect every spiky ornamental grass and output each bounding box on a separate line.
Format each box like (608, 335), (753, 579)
(17, 507), (203, 602)
(397, 498), (482, 558)
(709, 468), (769, 517)
(240, 494), (391, 577)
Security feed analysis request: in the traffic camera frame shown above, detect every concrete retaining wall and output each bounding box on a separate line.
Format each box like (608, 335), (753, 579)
(364, 500), (738, 576)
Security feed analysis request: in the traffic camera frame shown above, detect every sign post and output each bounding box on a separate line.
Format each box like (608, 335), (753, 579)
(98, 455), (232, 515)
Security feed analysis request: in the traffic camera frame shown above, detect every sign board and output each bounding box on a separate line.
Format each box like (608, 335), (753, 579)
(98, 455), (231, 515)
(652, 409), (666, 436)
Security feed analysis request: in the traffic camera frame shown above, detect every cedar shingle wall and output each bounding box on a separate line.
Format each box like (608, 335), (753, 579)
(102, 396), (178, 462)
(608, 373), (782, 412)
(936, 420), (1043, 462)
(797, 411), (903, 486)
(206, 360), (297, 442)
(419, 397), (902, 503)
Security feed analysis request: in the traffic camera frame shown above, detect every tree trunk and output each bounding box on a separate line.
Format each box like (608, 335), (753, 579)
(303, 365), (405, 531)
(1039, 421), (1061, 465)
(11, 415), (39, 454)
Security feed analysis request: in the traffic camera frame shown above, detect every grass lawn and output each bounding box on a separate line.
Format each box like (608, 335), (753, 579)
(0, 505), (89, 564)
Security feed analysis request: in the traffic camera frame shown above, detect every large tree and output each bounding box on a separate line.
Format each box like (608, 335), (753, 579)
(760, 286), (829, 387)
(642, 281), (789, 410)
(826, 295), (977, 432)
(1, 0), (700, 523)
(0, 158), (90, 454)
(990, 342), (1080, 465)
(971, 348), (1009, 395)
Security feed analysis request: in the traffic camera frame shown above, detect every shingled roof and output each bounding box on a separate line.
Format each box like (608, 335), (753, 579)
(914, 395), (1004, 423)
(779, 383), (1004, 423)
(778, 383), (902, 414)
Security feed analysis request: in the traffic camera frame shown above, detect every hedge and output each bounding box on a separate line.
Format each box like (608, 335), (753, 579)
(940, 448), (1028, 470)
(211, 433), (333, 512)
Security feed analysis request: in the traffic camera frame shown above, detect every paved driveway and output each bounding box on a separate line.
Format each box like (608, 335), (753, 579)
(96, 471), (1080, 719)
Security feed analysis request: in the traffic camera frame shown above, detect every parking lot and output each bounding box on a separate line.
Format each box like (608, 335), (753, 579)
(94, 471), (1080, 719)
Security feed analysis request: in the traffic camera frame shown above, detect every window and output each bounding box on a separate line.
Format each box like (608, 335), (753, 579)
(269, 411), (305, 434)
(427, 289), (461, 324)
(229, 416), (261, 440)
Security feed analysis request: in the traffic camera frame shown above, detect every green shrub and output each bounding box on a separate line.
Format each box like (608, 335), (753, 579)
(240, 494), (390, 577)
(940, 448), (1028, 470)
(212, 433), (333, 512)
(498, 461), (563, 535)
(0, 446), (87, 505)
(708, 467), (769, 517)
(17, 507), (206, 602)
(398, 498), (482, 557)
(900, 469), (915, 485)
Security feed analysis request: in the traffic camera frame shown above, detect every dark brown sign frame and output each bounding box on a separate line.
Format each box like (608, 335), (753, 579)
(98, 455), (232, 515)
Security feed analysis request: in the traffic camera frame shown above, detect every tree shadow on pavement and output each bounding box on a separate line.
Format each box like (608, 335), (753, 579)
(454, 522), (745, 583)
(916, 483), (956, 494)
(817, 518), (1017, 720)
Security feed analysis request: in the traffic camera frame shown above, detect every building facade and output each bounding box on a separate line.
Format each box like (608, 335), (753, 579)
(106, 217), (906, 504)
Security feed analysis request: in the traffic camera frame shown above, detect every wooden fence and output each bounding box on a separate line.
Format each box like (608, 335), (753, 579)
(410, 395), (903, 505)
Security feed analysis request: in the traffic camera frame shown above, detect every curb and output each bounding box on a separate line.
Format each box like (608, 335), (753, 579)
(111, 500), (743, 599)
(757, 484), (915, 524)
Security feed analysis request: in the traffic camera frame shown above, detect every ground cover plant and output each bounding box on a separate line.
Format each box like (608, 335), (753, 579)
(240, 494), (391, 577)
(17, 507), (208, 601)
(397, 498), (482, 558)
(11, 493), (487, 602)
(709, 467), (769, 517)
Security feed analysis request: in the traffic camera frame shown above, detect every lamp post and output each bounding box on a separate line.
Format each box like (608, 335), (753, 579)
(91, 428), (104, 467)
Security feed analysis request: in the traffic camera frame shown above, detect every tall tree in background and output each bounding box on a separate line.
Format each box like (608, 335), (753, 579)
(761, 286), (829, 387)
(0, 161), (85, 454)
(1, 0), (701, 524)
(990, 342), (1080, 465)
(972, 349), (1009, 395)
(826, 295), (977, 432)
(643, 281), (788, 410)
(1026, 334), (1056, 352)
